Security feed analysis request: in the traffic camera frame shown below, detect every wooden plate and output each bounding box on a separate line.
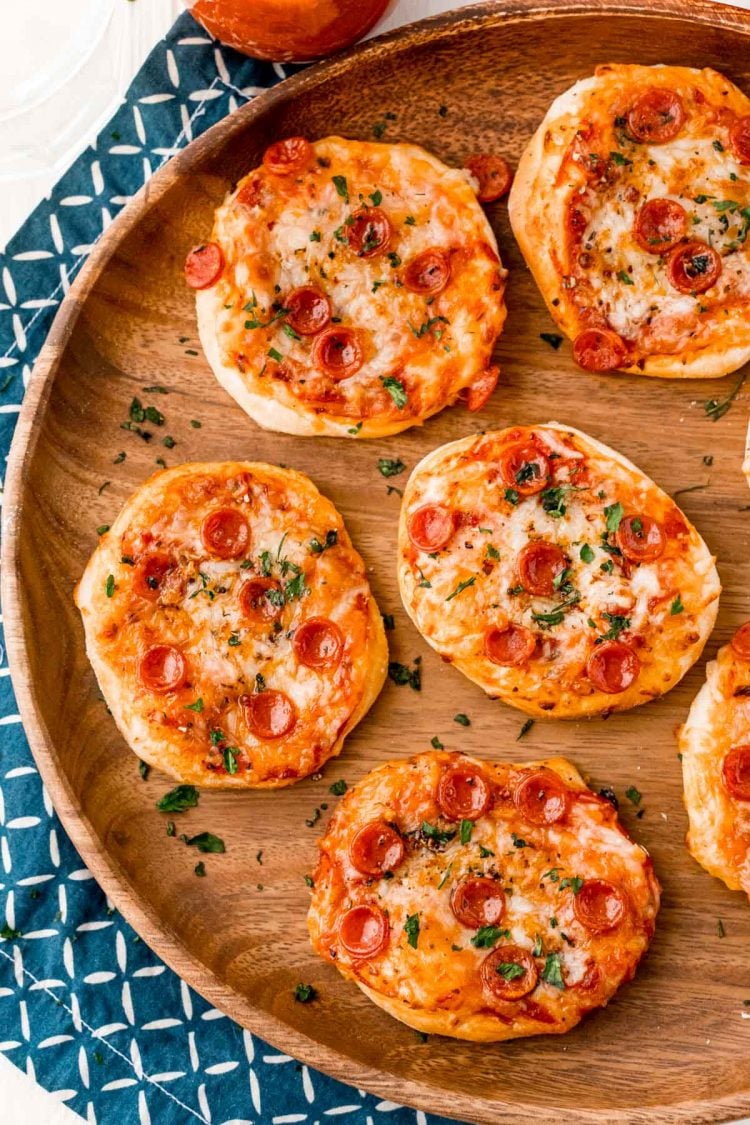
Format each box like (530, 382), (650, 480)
(4, 1), (750, 1120)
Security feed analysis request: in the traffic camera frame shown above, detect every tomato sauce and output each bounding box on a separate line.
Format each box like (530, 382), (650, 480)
(186, 0), (390, 61)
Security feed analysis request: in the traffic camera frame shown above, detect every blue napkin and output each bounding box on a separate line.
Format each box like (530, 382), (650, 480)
(0, 12), (457, 1124)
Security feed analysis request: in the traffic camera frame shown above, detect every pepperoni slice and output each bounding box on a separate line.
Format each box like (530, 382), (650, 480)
(626, 88), (685, 144)
(285, 287), (332, 336)
(513, 770), (570, 826)
(573, 879), (627, 934)
(138, 645), (187, 694)
(239, 577), (283, 622)
(437, 763), (491, 821)
(464, 154), (514, 202)
(731, 622), (750, 661)
(730, 116), (750, 165)
(481, 945), (538, 1001)
(586, 641), (640, 694)
(293, 617), (344, 670)
(346, 207), (391, 257)
(407, 504), (455, 552)
(573, 328), (627, 372)
(235, 179), (262, 208)
(667, 241), (722, 294)
(517, 541), (568, 597)
(403, 249), (451, 294)
(633, 198), (688, 254)
(201, 508), (250, 559)
(312, 327), (364, 382)
(244, 690), (297, 740)
(615, 515), (666, 563)
(132, 552), (175, 600)
(465, 365), (499, 413)
(451, 876), (505, 929)
(722, 746), (750, 801)
(184, 243), (224, 290)
(484, 624), (536, 666)
(262, 136), (313, 175)
(349, 822), (404, 876)
(498, 442), (551, 496)
(338, 904), (389, 959)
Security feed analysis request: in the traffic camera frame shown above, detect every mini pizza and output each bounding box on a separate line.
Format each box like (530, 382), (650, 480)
(75, 462), (387, 787)
(509, 64), (750, 378)
(189, 135), (507, 437)
(308, 750), (660, 1041)
(680, 622), (750, 901)
(397, 424), (720, 718)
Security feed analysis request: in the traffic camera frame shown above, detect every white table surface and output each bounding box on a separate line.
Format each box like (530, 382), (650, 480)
(0, 0), (749, 1122)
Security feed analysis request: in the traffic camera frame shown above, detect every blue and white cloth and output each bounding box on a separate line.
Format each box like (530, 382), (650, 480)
(0, 13), (456, 1124)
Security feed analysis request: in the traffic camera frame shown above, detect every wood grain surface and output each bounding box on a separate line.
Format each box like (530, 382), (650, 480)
(4, 2), (750, 1121)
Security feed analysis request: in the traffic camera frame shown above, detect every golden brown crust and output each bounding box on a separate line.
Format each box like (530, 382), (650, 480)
(75, 461), (387, 787)
(509, 64), (750, 379)
(196, 136), (507, 437)
(397, 423), (720, 718)
(308, 751), (660, 1041)
(680, 635), (750, 898)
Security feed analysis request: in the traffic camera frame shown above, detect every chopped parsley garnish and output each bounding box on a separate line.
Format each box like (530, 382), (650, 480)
(156, 785), (199, 813)
(472, 926), (511, 949)
(497, 961), (525, 981)
(282, 323), (301, 341)
(617, 270), (634, 285)
(717, 918), (726, 938)
(113, 452), (126, 464)
(454, 713), (470, 726)
(517, 718), (535, 741)
(139, 760), (150, 781)
(609, 150), (632, 166)
(194, 862), (206, 877)
(532, 934), (544, 957)
(604, 501), (624, 533)
(446, 576), (476, 602)
(387, 252), (402, 268)
(511, 832), (530, 848)
(416, 567), (431, 588)
(309, 529), (338, 554)
(305, 808), (321, 828)
(105, 575), (115, 598)
(382, 613), (395, 630)
(329, 779), (347, 796)
(185, 698), (204, 713)
(378, 457), (406, 477)
(460, 819), (473, 845)
(531, 593), (580, 629)
(310, 230), (321, 242)
(268, 347), (283, 362)
(540, 332), (564, 350)
(625, 785), (642, 806)
(294, 983), (318, 1003)
(478, 844), (494, 858)
(163, 435), (176, 449)
(541, 952), (565, 989)
(369, 189), (383, 206)
(96, 524), (110, 536)
(713, 198), (738, 213)
(381, 375), (407, 409)
(704, 370), (747, 421)
(166, 821), (176, 837)
(223, 747), (238, 775)
(332, 174), (349, 203)
(504, 487), (520, 505)
(409, 315), (449, 340)
(670, 594), (684, 615)
(228, 632), (240, 647)
(421, 821), (457, 846)
(388, 658), (421, 691)
(437, 864), (453, 889)
(559, 876), (583, 894)
(486, 543), (500, 560)
(184, 832), (225, 854)
(304, 874), (314, 888)
(431, 735), (444, 749)
(580, 543), (595, 563)
(404, 913), (420, 948)
(597, 612), (630, 643)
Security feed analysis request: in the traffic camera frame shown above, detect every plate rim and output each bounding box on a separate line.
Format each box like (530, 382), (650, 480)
(3, 1), (750, 1120)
